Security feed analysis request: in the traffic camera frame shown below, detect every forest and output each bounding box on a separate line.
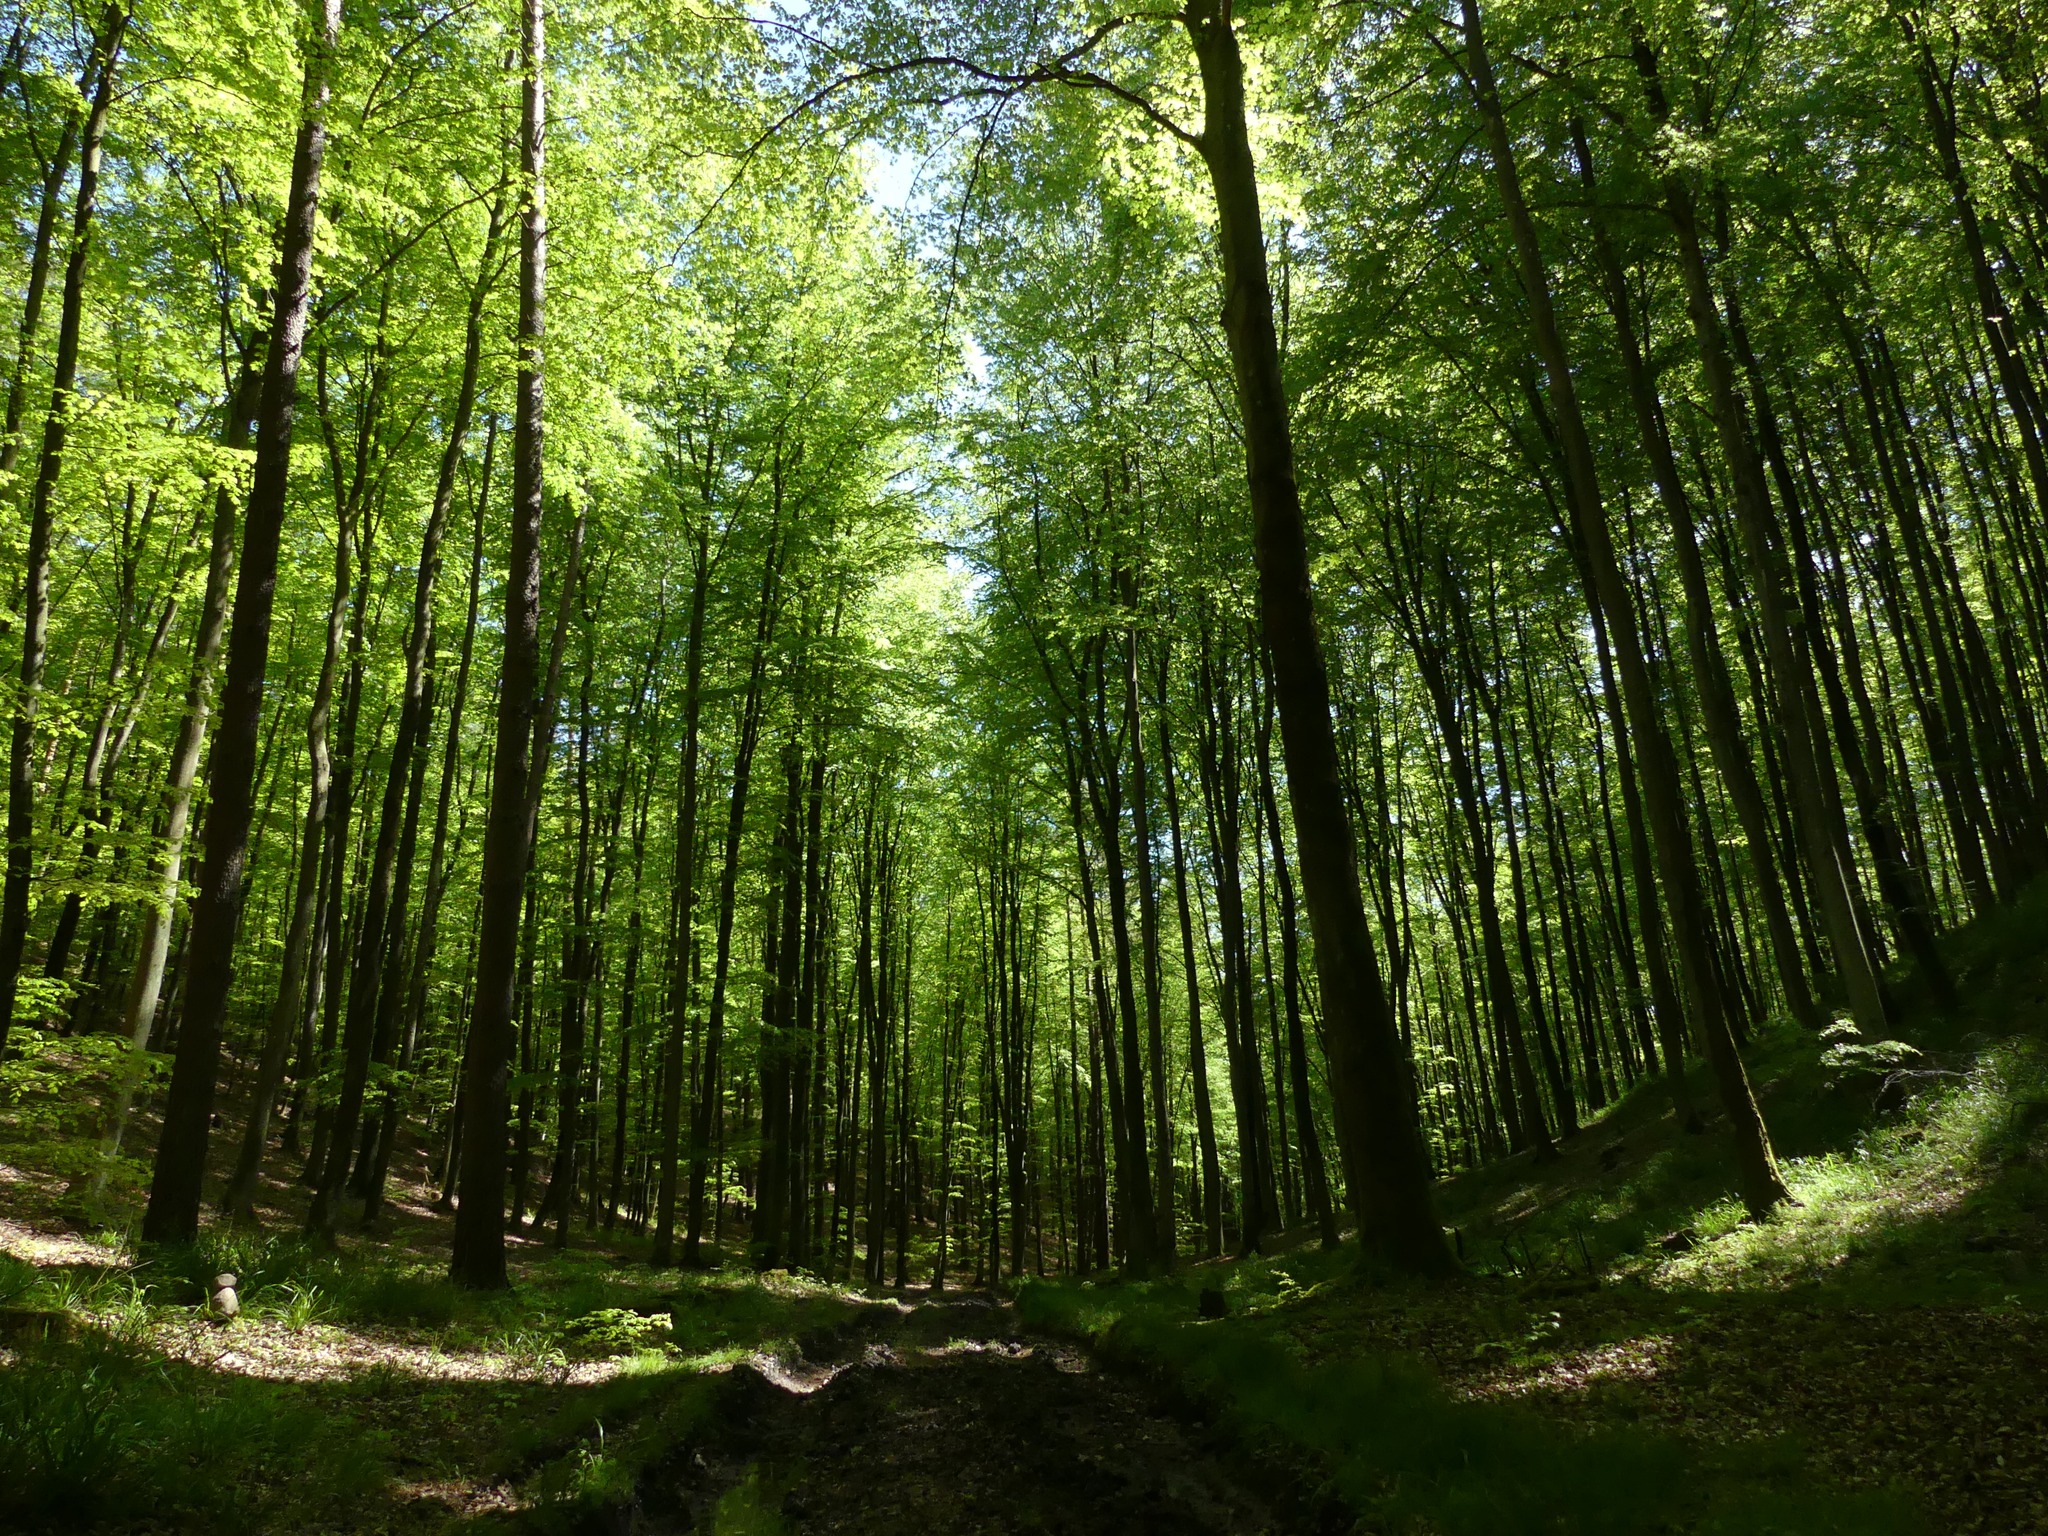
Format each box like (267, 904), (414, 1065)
(0, 0), (2044, 1528)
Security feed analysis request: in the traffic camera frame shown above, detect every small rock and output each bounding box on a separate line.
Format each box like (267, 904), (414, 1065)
(207, 1272), (240, 1325)
(1657, 1228), (1698, 1254)
(1197, 1286), (1229, 1320)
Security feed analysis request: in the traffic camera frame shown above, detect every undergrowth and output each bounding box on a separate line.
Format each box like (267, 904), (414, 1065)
(0, 1232), (862, 1531)
(0, 1332), (361, 1531)
(1019, 1275), (1921, 1534)
(1001, 894), (2048, 1535)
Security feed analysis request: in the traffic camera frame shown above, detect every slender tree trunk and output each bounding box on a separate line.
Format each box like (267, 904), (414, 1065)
(1120, 611), (1176, 1266)
(1627, 38), (1891, 1034)
(1157, 652), (1223, 1258)
(219, 487), (348, 1219)
(1184, 0), (1452, 1273)
(141, 0), (340, 1244)
(1073, 683), (1157, 1273)
(96, 343), (258, 1180)
(684, 519), (781, 1263)
(0, 6), (128, 1052)
(1572, 118), (1823, 1033)
(1254, 641), (1340, 1242)
(0, 57), (84, 489)
(308, 200), (500, 1239)
(1193, 631), (1273, 1252)
(1459, 0), (1786, 1217)
(450, 0), (544, 1288)
(404, 435), (497, 1219)
(652, 521), (711, 1267)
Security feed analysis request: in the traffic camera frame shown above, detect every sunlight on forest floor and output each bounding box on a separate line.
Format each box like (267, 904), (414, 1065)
(2, 914), (2045, 1532)
(1658, 1038), (2048, 1293)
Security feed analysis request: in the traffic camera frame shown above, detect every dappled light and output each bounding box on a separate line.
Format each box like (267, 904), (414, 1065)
(3, 0), (2047, 1528)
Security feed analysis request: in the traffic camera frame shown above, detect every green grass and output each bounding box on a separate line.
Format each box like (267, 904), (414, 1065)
(1422, 925), (2048, 1320)
(0, 1332), (363, 1532)
(0, 1229), (872, 1531)
(1018, 1273), (1921, 1535)
(1005, 886), (2048, 1535)
(1655, 1036), (2048, 1300)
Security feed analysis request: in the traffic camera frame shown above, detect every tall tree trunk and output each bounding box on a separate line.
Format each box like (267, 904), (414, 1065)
(1904, 11), (2048, 535)
(1458, 0), (1786, 1218)
(307, 199), (500, 1239)
(43, 485), (174, 993)
(220, 479), (349, 1219)
(1254, 641), (1341, 1242)
(1157, 650), (1223, 1258)
(1064, 738), (1141, 1262)
(1120, 608), (1175, 1266)
(547, 625), (599, 1247)
(98, 344), (257, 1184)
(652, 520), (711, 1267)
(1073, 667), (1158, 1273)
(1571, 117), (1823, 1034)
(1192, 630), (1274, 1252)
(1184, 0), (1452, 1273)
(416, 423), (495, 1121)
(0, 49), (85, 489)
(0, 5), (128, 1052)
(450, 0), (544, 1288)
(685, 515), (781, 1262)
(142, 0), (340, 1245)
(1628, 37), (1892, 1034)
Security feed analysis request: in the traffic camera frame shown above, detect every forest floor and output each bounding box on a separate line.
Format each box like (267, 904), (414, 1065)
(1, 888), (2046, 1534)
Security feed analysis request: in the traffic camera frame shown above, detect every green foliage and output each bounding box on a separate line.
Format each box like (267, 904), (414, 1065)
(1661, 1037), (2048, 1301)
(0, 1335), (345, 1531)
(711, 1467), (792, 1535)
(561, 1305), (673, 1357)
(0, 1036), (153, 1193)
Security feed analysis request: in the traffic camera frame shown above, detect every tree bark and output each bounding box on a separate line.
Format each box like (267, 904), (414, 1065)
(1157, 648), (1224, 1258)
(141, 0), (339, 1245)
(1185, 0), (1452, 1272)
(1458, 0), (1786, 1218)
(652, 519), (711, 1267)
(450, 0), (544, 1288)
(1571, 117), (1824, 1034)
(0, 5), (128, 1052)
(1627, 38), (1892, 1034)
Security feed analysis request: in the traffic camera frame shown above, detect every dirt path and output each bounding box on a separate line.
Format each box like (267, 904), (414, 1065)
(638, 1297), (1287, 1535)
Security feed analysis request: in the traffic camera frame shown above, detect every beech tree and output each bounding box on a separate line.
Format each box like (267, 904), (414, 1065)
(0, 0), (2037, 1295)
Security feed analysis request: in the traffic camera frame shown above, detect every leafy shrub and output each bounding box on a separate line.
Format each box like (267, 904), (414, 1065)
(0, 1034), (156, 1197)
(561, 1306), (672, 1358)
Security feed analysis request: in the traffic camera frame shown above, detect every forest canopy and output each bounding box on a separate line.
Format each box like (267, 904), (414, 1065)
(1, 0), (2047, 1520)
